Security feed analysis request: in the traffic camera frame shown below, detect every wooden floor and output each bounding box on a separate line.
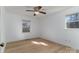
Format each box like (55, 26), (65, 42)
(5, 38), (76, 53)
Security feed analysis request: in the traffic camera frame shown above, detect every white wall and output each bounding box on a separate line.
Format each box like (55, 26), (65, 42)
(0, 7), (1, 43)
(5, 11), (40, 42)
(40, 7), (79, 49)
(0, 7), (6, 52)
(0, 7), (1, 52)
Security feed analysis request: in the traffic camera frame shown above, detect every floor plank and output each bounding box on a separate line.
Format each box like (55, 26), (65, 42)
(5, 38), (76, 53)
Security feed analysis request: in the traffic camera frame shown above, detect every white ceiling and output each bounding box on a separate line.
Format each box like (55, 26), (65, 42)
(5, 6), (72, 16)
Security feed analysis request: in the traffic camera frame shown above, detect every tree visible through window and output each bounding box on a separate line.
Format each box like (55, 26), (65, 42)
(22, 20), (31, 32)
(66, 13), (79, 28)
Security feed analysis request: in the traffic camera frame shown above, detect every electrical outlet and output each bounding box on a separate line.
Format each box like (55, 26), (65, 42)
(65, 40), (67, 41)
(65, 40), (71, 43)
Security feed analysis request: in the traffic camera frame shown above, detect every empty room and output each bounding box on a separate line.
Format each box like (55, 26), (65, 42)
(0, 6), (79, 53)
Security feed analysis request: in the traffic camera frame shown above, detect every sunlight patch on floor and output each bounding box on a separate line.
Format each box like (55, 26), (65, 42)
(32, 41), (48, 46)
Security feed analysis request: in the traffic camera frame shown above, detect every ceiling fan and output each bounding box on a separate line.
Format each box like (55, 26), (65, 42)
(26, 6), (46, 16)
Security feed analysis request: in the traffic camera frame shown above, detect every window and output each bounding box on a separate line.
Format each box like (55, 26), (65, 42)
(66, 13), (79, 28)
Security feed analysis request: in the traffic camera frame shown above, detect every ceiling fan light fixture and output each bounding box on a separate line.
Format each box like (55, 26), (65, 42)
(34, 11), (39, 15)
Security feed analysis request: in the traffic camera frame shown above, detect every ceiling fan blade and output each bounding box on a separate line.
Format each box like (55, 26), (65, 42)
(39, 11), (46, 14)
(38, 6), (42, 10)
(26, 10), (34, 12)
(34, 6), (42, 11)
